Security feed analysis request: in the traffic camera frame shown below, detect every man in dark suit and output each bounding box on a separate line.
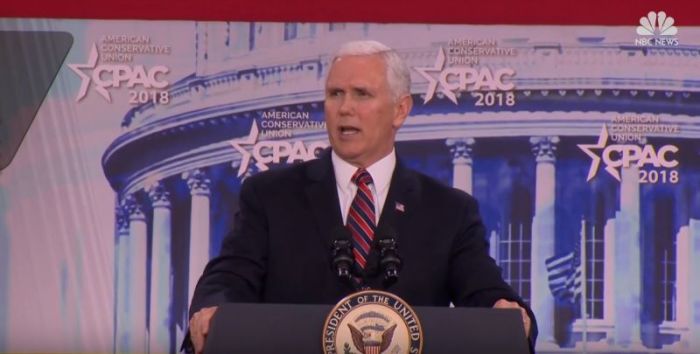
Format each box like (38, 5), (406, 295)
(187, 40), (536, 353)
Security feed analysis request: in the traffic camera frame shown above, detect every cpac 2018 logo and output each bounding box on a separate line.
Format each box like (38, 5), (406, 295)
(68, 44), (169, 103)
(229, 121), (329, 177)
(578, 125), (679, 184)
(414, 48), (515, 105)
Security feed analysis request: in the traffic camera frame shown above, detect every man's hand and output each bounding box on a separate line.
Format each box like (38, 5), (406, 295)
(189, 306), (218, 354)
(492, 299), (531, 338)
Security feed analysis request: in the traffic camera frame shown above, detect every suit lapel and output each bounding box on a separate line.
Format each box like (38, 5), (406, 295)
(304, 150), (344, 248)
(378, 158), (420, 235)
(364, 157), (420, 287)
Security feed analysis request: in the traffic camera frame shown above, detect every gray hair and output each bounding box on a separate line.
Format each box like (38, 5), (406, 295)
(331, 40), (411, 101)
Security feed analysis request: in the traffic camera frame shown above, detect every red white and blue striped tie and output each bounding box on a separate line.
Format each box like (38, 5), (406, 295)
(347, 168), (376, 271)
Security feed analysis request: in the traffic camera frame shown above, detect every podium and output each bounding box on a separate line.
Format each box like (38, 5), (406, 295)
(203, 302), (530, 354)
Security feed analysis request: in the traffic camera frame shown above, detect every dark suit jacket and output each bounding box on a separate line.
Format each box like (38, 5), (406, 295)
(189, 149), (538, 347)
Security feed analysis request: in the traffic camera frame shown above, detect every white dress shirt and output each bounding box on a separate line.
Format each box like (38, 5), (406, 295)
(331, 149), (396, 224)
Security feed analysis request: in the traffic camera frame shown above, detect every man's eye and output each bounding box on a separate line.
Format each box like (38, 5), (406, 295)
(328, 90), (343, 97)
(355, 89), (371, 97)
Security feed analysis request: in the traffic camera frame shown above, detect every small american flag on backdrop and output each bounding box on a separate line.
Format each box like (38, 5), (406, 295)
(545, 239), (582, 303)
(394, 202), (405, 212)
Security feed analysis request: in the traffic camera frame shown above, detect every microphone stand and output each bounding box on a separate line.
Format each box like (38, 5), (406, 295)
(376, 237), (401, 289)
(331, 238), (358, 290)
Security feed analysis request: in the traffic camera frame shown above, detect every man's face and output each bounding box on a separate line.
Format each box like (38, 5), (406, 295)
(324, 54), (412, 168)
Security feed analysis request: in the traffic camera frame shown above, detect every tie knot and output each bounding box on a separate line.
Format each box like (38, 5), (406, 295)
(351, 168), (373, 186)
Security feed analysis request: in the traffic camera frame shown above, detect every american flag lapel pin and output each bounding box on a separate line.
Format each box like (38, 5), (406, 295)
(395, 201), (405, 213)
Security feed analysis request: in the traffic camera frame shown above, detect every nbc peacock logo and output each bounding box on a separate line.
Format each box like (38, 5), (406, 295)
(636, 11), (678, 36)
(634, 11), (679, 46)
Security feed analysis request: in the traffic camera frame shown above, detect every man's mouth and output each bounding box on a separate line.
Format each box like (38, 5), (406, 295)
(340, 126), (360, 135)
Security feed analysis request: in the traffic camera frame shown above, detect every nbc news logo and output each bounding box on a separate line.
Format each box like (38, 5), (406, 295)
(634, 11), (679, 46)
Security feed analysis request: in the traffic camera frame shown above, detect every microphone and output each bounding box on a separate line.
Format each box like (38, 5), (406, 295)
(374, 224), (402, 288)
(330, 226), (354, 283)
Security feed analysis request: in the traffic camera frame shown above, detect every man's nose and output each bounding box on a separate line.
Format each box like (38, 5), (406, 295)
(338, 96), (354, 115)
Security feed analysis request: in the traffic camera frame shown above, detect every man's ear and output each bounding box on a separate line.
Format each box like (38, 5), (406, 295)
(392, 94), (413, 129)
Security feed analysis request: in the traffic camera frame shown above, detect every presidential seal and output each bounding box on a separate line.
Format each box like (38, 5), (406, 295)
(322, 290), (423, 354)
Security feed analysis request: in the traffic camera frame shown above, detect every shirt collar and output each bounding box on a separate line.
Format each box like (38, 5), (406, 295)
(331, 149), (396, 192)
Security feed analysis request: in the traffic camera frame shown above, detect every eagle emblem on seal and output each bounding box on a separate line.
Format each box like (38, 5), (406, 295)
(348, 322), (397, 354)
